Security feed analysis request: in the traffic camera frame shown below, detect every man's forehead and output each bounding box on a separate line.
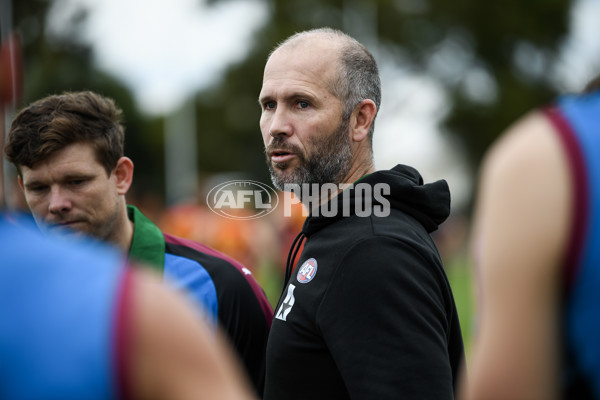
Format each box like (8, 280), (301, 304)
(260, 70), (335, 105)
(22, 143), (103, 178)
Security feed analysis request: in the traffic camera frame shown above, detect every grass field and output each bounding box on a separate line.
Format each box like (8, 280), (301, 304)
(445, 255), (475, 356)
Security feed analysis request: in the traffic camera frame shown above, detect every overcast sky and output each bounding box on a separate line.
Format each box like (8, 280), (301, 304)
(49, 0), (268, 114)
(46, 0), (600, 211)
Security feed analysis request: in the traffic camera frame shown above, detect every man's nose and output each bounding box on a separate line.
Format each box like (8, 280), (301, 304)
(48, 187), (72, 214)
(267, 108), (293, 138)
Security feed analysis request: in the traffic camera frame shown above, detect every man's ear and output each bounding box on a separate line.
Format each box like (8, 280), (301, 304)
(113, 157), (134, 195)
(350, 99), (377, 143)
(17, 175), (24, 191)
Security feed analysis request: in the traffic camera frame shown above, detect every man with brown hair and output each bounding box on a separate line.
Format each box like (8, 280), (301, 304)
(0, 90), (254, 399)
(4, 91), (272, 395)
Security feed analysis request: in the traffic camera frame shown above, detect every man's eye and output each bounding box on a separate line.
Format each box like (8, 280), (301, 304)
(264, 101), (276, 110)
(298, 101), (309, 109)
(28, 186), (47, 193)
(70, 179), (86, 186)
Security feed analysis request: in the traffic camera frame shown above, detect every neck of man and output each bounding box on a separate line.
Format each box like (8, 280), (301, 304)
(340, 137), (376, 184)
(340, 159), (375, 186)
(109, 201), (135, 254)
(315, 152), (375, 209)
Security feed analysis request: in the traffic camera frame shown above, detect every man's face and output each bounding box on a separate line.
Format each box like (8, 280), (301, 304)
(20, 142), (124, 241)
(259, 41), (353, 190)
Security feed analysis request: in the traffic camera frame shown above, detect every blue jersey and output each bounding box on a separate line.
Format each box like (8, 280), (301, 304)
(546, 90), (600, 398)
(0, 216), (131, 400)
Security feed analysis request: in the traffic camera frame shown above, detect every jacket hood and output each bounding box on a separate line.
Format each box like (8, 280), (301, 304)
(302, 164), (450, 236)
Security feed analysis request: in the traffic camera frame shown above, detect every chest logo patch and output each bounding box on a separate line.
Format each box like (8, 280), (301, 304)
(297, 258), (318, 283)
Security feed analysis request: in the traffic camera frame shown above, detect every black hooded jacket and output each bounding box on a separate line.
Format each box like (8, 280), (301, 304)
(264, 164), (464, 400)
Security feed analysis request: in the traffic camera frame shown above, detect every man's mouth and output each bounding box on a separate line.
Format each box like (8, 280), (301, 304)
(270, 150), (296, 163)
(48, 220), (80, 230)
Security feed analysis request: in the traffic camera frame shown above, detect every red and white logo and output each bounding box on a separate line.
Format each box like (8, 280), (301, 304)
(297, 258), (318, 283)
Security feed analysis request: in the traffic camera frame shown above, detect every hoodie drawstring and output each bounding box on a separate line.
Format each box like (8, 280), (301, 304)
(283, 231), (306, 292)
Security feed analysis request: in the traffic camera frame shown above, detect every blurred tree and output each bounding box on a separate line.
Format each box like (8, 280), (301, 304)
(11, 0), (165, 205)
(200, 0), (572, 194)
(412, 0), (571, 168)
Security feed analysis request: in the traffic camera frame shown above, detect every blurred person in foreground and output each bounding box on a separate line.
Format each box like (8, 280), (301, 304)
(3, 91), (272, 396)
(464, 74), (600, 399)
(0, 218), (256, 400)
(258, 27), (464, 399)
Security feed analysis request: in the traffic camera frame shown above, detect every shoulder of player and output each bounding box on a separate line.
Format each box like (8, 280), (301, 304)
(482, 110), (563, 184)
(164, 233), (250, 276)
(473, 108), (570, 289)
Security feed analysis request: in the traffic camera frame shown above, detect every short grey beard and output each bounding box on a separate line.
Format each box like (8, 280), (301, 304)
(268, 120), (353, 191)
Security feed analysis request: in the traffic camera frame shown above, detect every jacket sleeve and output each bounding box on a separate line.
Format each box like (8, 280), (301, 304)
(211, 260), (272, 397)
(316, 236), (458, 400)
